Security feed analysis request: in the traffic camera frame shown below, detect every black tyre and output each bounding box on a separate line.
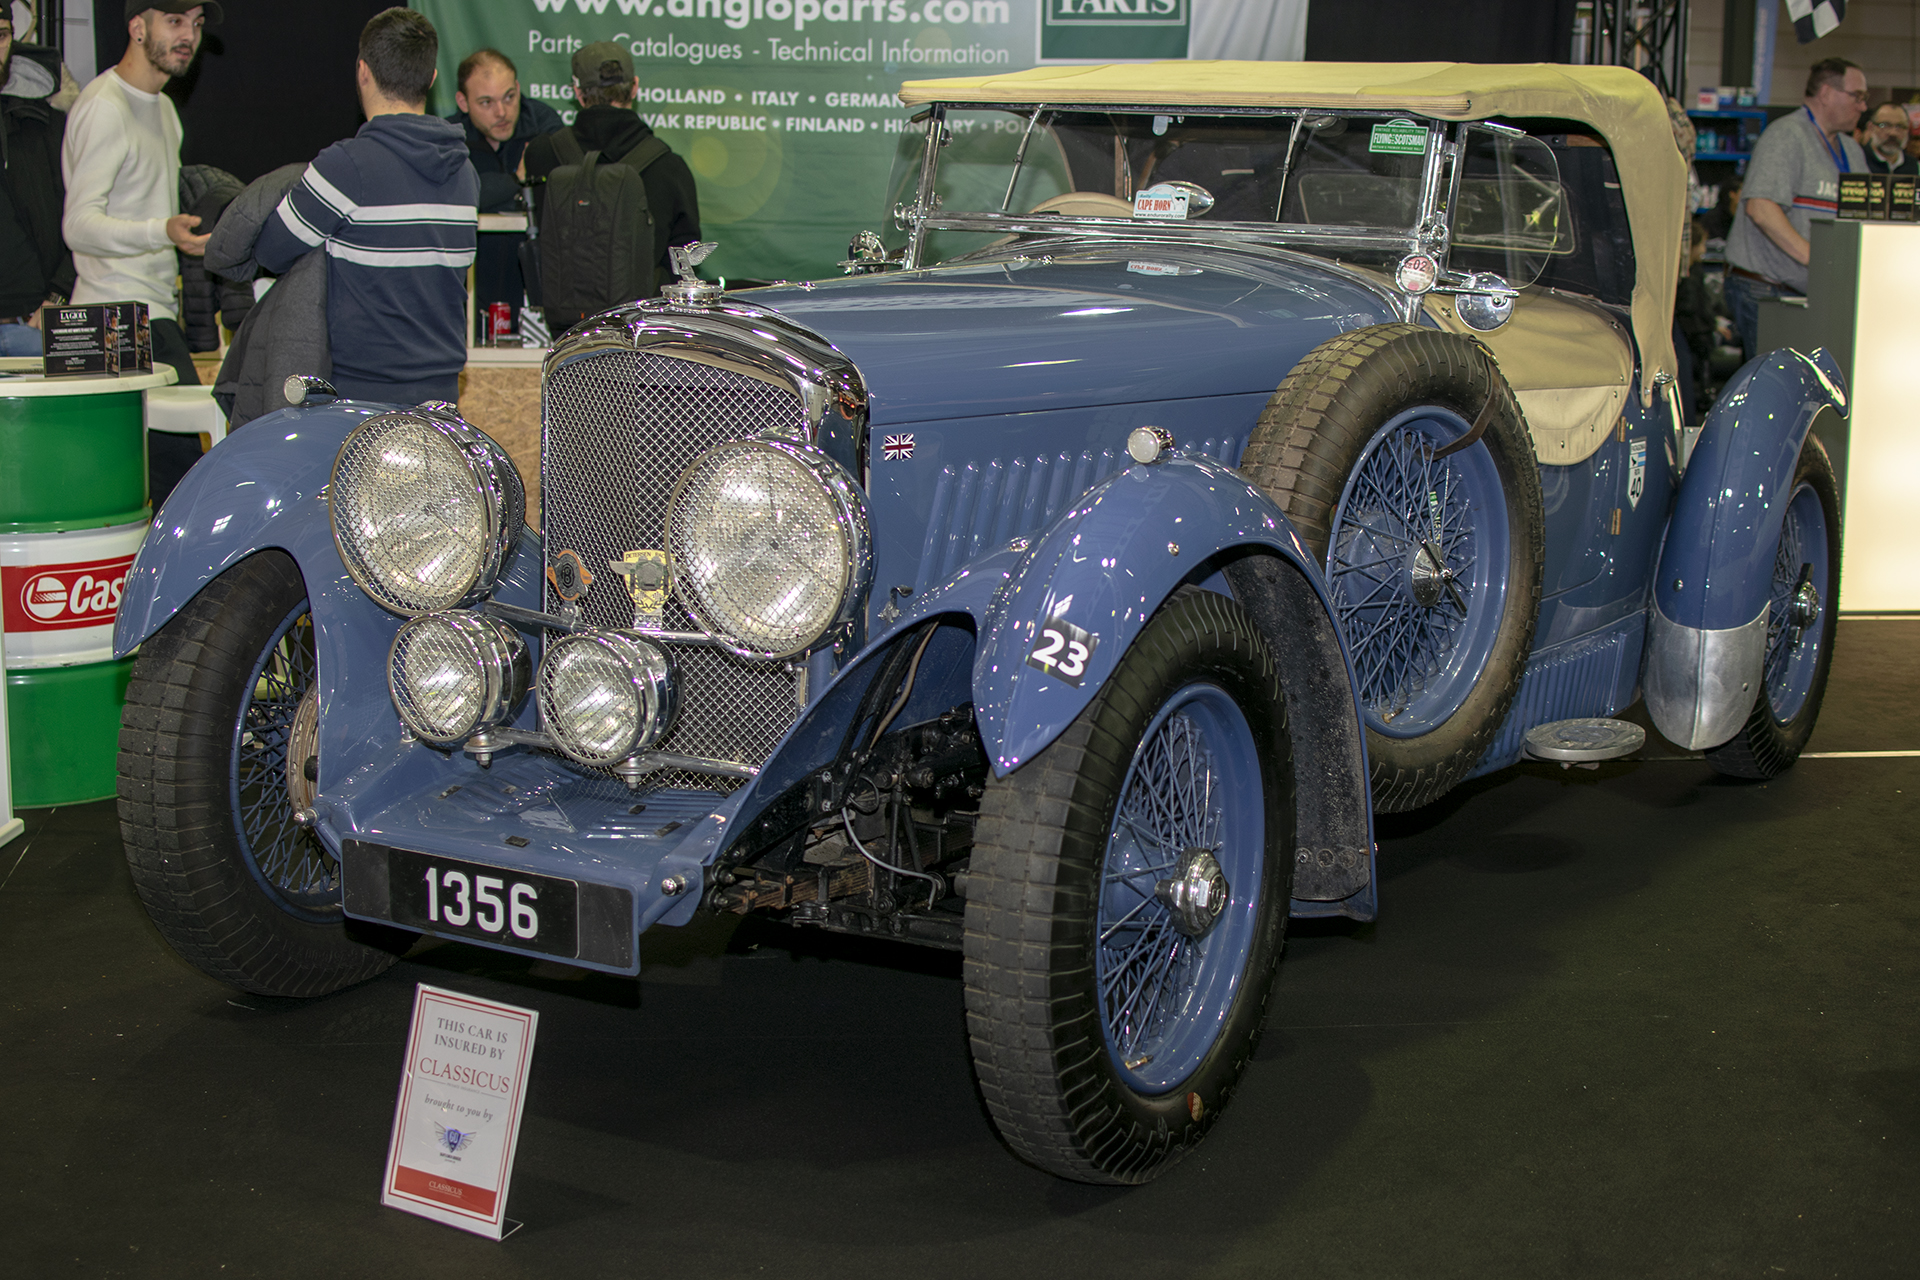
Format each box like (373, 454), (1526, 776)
(963, 589), (1293, 1184)
(117, 550), (403, 996)
(1241, 323), (1544, 811)
(1705, 435), (1842, 778)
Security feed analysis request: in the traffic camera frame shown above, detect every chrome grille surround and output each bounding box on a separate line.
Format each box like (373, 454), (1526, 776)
(539, 300), (868, 790)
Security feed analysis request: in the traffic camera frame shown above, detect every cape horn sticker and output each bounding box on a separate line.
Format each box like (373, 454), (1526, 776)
(1026, 617), (1098, 687)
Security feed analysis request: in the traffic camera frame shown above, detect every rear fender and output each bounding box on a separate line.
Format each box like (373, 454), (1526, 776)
(1645, 348), (1847, 749)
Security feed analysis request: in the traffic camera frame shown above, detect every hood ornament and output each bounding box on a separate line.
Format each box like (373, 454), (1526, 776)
(660, 241), (724, 306)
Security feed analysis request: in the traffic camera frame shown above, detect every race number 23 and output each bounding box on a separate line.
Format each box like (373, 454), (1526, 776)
(1026, 617), (1099, 687)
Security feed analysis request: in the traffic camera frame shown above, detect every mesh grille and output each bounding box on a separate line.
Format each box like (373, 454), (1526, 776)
(542, 349), (808, 789)
(668, 444), (848, 657)
(334, 416), (489, 614)
(391, 620), (485, 743)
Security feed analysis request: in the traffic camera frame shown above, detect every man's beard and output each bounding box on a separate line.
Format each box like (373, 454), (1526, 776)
(142, 30), (196, 77)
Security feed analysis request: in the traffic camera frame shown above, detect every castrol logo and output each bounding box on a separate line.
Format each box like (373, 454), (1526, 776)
(3, 554), (137, 633)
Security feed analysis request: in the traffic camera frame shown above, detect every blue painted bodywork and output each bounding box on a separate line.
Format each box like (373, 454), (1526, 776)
(112, 233), (1847, 973)
(1653, 349), (1847, 632)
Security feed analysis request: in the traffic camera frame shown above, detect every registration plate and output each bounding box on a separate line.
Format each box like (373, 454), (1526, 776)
(386, 849), (579, 958)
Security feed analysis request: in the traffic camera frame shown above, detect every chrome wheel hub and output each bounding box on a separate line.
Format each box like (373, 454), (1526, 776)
(1789, 567), (1820, 631)
(1155, 848), (1231, 939)
(1408, 541), (1452, 608)
(285, 685), (319, 815)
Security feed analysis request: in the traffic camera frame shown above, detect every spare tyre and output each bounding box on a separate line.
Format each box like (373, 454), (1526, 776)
(1241, 323), (1544, 812)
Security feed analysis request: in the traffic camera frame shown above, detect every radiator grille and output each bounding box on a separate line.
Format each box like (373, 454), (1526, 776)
(541, 349), (808, 789)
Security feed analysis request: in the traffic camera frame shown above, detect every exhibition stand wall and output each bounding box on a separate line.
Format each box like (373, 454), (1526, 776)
(1758, 218), (1920, 612)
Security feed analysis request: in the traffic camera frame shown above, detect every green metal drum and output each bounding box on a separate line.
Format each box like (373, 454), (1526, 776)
(1, 371), (171, 807)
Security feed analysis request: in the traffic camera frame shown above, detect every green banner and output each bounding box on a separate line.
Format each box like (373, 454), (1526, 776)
(415, 0), (1188, 282)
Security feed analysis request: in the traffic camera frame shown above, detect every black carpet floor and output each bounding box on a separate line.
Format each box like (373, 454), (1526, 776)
(4, 620), (1916, 1279)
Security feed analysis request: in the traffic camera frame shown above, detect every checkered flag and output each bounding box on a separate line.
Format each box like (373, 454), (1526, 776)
(1785, 0), (1846, 44)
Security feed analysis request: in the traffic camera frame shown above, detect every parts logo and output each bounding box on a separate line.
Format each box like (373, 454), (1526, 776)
(3, 555), (136, 633)
(1040, 0), (1188, 61)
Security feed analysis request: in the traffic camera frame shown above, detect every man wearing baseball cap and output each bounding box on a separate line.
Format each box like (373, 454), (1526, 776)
(521, 40), (699, 329)
(62, 2), (223, 502)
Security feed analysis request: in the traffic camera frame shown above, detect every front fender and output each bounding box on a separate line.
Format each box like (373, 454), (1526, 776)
(1645, 347), (1848, 749)
(971, 454), (1319, 774)
(112, 401), (386, 657)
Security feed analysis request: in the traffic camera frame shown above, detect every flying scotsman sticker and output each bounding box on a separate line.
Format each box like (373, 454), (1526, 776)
(1026, 616), (1098, 687)
(1369, 118), (1429, 155)
(883, 433), (914, 460)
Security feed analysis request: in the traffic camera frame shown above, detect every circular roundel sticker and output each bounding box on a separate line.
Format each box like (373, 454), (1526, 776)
(23, 573), (70, 622)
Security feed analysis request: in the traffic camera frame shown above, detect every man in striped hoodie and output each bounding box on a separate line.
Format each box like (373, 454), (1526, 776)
(255, 7), (477, 405)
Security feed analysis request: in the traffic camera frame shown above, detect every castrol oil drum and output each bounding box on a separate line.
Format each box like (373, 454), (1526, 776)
(1, 371), (170, 806)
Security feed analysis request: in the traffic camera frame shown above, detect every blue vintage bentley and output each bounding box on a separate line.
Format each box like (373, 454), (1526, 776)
(112, 62), (1845, 1184)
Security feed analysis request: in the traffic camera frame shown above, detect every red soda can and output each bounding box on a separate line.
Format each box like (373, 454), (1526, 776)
(486, 302), (513, 345)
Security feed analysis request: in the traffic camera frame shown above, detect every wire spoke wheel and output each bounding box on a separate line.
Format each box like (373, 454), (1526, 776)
(118, 551), (402, 997)
(1327, 410), (1507, 737)
(1240, 323), (1543, 811)
(231, 604), (339, 919)
(1705, 437), (1842, 779)
(1761, 482), (1830, 723)
(964, 590), (1291, 1184)
(1098, 685), (1266, 1094)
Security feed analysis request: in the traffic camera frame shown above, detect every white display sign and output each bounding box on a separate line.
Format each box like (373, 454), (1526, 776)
(381, 984), (539, 1239)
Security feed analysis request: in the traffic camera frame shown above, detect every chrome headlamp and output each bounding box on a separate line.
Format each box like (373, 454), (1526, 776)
(388, 612), (531, 747)
(537, 631), (679, 767)
(330, 408), (525, 616)
(666, 438), (870, 659)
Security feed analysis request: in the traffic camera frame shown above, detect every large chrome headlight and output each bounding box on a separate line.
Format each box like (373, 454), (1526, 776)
(388, 612), (530, 747)
(537, 631), (678, 767)
(330, 409), (525, 616)
(666, 438), (870, 659)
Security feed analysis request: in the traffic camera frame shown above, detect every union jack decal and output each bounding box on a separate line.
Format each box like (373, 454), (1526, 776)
(882, 433), (915, 460)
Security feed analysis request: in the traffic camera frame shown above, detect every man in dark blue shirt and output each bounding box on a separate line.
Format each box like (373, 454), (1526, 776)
(446, 48), (559, 338)
(255, 7), (477, 404)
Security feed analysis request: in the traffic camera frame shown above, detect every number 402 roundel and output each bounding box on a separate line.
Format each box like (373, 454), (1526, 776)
(1026, 616), (1099, 687)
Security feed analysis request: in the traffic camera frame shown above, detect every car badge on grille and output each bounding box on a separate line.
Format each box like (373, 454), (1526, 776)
(660, 241), (723, 306)
(609, 550), (671, 628)
(547, 549), (594, 602)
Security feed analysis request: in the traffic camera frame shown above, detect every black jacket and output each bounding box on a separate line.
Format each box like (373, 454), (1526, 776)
(0, 45), (76, 319)
(1863, 150), (1919, 176)
(178, 164), (254, 351)
(447, 95), (563, 213)
(524, 106), (700, 274)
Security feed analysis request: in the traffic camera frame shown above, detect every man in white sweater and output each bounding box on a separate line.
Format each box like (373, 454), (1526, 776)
(62, 0), (222, 501)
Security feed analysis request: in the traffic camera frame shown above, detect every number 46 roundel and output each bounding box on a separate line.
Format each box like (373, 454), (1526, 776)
(1025, 616), (1099, 687)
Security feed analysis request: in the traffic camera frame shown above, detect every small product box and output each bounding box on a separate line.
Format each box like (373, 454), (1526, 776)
(1837, 172), (1882, 220)
(108, 301), (152, 372)
(40, 304), (121, 377)
(1889, 174), (1918, 221)
(1697, 88), (1718, 110)
(38, 301), (149, 376)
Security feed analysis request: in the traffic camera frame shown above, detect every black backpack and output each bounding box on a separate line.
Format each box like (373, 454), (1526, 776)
(531, 129), (670, 318)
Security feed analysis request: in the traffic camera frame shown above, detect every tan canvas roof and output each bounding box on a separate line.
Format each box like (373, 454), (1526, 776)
(900, 62), (1684, 399)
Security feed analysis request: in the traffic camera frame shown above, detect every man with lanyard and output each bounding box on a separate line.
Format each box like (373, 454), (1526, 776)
(1724, 57), (1868, 361)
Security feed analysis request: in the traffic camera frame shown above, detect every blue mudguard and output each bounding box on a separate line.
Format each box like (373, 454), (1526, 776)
(1643, 347), (1847, 749)
(737, 454), (1379, 920)
(114, 401), (386, 657)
